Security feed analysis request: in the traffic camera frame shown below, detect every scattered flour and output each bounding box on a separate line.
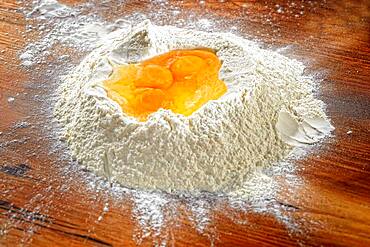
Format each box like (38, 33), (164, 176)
(54, 20), (333, 193)
(7, 97), (15, 103)
(16, 1), (335, 245)
(20, 0), (131, 67)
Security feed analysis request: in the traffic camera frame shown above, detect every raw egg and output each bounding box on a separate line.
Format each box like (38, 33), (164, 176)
(103, 49), (227, 121)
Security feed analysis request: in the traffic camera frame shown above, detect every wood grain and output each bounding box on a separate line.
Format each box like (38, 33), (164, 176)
(1, 0), (369, 246)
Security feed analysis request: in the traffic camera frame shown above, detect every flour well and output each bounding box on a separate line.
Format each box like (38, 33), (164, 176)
(54, 20), (333, 193)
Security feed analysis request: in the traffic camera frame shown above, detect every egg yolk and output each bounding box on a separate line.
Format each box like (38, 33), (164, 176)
(103, 49), (227, 121)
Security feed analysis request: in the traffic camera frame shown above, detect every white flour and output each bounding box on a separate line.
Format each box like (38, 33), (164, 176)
(20, 0), (131, 67)
(54, 20), (333, 193)
(13, 1), (337, 245)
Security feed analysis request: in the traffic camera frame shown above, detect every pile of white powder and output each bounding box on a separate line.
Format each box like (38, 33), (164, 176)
(54, 20), (333, 194)
(11, 1), (337, 245)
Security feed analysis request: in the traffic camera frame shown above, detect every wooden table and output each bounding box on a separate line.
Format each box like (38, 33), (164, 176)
(0, 0), (369, 246)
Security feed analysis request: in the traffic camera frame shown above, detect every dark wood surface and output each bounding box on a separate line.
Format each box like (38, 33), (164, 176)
(1, 0), (370, 246)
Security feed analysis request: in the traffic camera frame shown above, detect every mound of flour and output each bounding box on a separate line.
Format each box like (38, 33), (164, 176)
(55, 20), (333, 193)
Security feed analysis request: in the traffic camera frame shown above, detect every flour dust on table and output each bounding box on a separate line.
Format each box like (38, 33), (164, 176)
(16, 1), (335, 245)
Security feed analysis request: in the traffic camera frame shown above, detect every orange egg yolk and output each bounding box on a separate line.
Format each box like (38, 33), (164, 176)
(103, 49), (227, 121)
